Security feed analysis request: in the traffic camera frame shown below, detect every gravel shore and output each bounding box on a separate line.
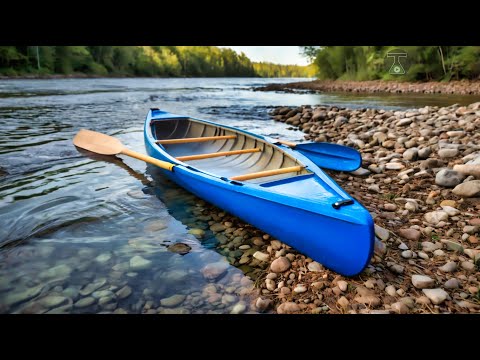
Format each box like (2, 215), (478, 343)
(196, 101), (480, 314)
(255, 80), (480, 95)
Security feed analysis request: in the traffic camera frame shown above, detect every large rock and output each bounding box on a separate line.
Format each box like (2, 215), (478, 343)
(452, 180), (480, 198)
(411, 275), (435, 289)
(422, 288), (448, 304)
(424, 211), (449, 225)
(270, 257), (291, 273)
(435, 169), (466, 187)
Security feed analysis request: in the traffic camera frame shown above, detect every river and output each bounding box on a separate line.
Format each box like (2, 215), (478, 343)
(0, 77), (479, 314)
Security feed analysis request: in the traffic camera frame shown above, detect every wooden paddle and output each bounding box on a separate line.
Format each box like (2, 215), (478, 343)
(73, 129), (175, 171)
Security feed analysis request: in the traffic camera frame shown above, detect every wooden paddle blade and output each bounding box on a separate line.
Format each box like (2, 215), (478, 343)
(73, 129), (124, 155)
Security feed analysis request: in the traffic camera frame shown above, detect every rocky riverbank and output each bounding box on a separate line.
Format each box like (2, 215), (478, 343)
(255, 80), (480, 95)
(188, 101), (480, 314)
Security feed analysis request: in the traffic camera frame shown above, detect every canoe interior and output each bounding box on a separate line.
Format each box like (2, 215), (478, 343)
(152, 118), (310, 184)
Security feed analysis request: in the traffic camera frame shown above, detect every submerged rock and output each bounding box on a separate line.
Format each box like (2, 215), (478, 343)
(167, 243), (192, 255)
(201, 261), (229, 280)
(129, 255), (152, 271)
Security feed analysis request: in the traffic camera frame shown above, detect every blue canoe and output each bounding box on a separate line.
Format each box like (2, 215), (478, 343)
(144, 109), (374, 276)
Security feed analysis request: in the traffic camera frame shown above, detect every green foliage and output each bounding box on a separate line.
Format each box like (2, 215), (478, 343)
(307, 46), (480, 81)
(0, 46), (308, 78)
(253, 62), (314, 77)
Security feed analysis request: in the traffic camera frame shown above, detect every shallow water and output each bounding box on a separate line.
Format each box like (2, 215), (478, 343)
(0, 77), (479, 314)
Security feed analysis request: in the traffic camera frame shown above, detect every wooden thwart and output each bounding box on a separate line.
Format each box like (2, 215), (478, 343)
(230, 166), (303, 181)
(156, 135), (236, 144)
(176, 148), (261, 162)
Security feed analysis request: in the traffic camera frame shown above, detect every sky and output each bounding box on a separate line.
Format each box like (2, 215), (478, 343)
(219, 46), (309, 66)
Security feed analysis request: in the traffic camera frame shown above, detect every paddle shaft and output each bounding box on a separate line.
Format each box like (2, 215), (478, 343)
(121, 148), (175, 171)
(276, 139), (297, 148)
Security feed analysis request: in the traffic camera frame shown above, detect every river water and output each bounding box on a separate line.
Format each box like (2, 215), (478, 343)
(1, 77), (479, 314)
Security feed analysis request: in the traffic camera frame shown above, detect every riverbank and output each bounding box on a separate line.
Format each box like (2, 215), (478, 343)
(256, 80), (480, 95)
(196, 101), (480, 314)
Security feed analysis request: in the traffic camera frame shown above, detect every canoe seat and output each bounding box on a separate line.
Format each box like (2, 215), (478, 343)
(176, 148), (261, 162)
(230, 166), (304, 181)
(156, 135), (236, 145)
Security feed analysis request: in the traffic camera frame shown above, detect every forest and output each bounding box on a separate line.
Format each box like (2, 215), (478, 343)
(302, 46), (480, 81)
(0, 46), (311, 78)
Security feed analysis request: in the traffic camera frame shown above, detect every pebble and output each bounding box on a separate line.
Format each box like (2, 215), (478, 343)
(439, 261), (457, 273)
(337, 296), (349, 308)
(424, 211), (448, 225)
(129, 256), (152, 271)
(391, 302), (409, 314)
(201, 261), (229, 280)
(374, 225), (390, 241)
(461, 261), (475, 271)
(276, 302), (301, 314)
(337, 280), (348, 292)
(398, 242), (409, 250)
(411, 275), (435, 289)
(398, 228), (421, 241)
(270, 257), (291, 273)
(389, 264), (404, 274)
(441, 206), (460, 216)
(386, 163), (405, 170)
(95, 253), (112, 264)
(210, 223), (226, 232)
(265, 279), (276, 291)
(441, 240), (464, 253)
(385, 285), (396, 297)
(74, 297), (96, 308)
(116, 286), (132, 300)
(401, 250), (413, 259)
(435, 169), (465, 187)
(188, 228), (205, 237)
(293, 284), (307, 293)
(253, 251), (269, 262)
(418, 252), (429, 260)
(167, 243), (191, 255)
(160, 294), (186, 307)
(307, 262), (323, 272)
(452, 180), (480, 198)
(255, 298), (272, 312)
(444, 278), (460, 289)
(39, 296), (68, 308)
(438, 148), (458, 159)
(422, 288), (449, 305)
(230, 302), (246, 314)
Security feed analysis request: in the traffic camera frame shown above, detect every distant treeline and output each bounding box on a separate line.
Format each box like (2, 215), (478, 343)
(253, 62), (315, 78)
(0, 46), (312, 78)
(302, 46), (480, 81)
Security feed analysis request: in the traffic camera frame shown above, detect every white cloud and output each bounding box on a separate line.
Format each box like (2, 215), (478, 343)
(219, 46), (309, 66)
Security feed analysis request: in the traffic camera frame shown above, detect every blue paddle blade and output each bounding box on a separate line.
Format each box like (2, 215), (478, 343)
(294, 142), (362, 172)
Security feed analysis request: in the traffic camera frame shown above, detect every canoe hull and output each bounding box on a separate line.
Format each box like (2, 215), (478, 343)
(144, 110), (374, 276)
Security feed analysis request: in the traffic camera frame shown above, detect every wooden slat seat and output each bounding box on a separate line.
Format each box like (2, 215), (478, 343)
(176, 148), (261, 162)
(156, 135), (236, 145)
(230, 166), (304, 181)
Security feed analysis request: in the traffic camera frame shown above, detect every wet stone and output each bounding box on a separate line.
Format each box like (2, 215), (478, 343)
(74, 297), (96, 308)
(167, 243), (192, 255)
